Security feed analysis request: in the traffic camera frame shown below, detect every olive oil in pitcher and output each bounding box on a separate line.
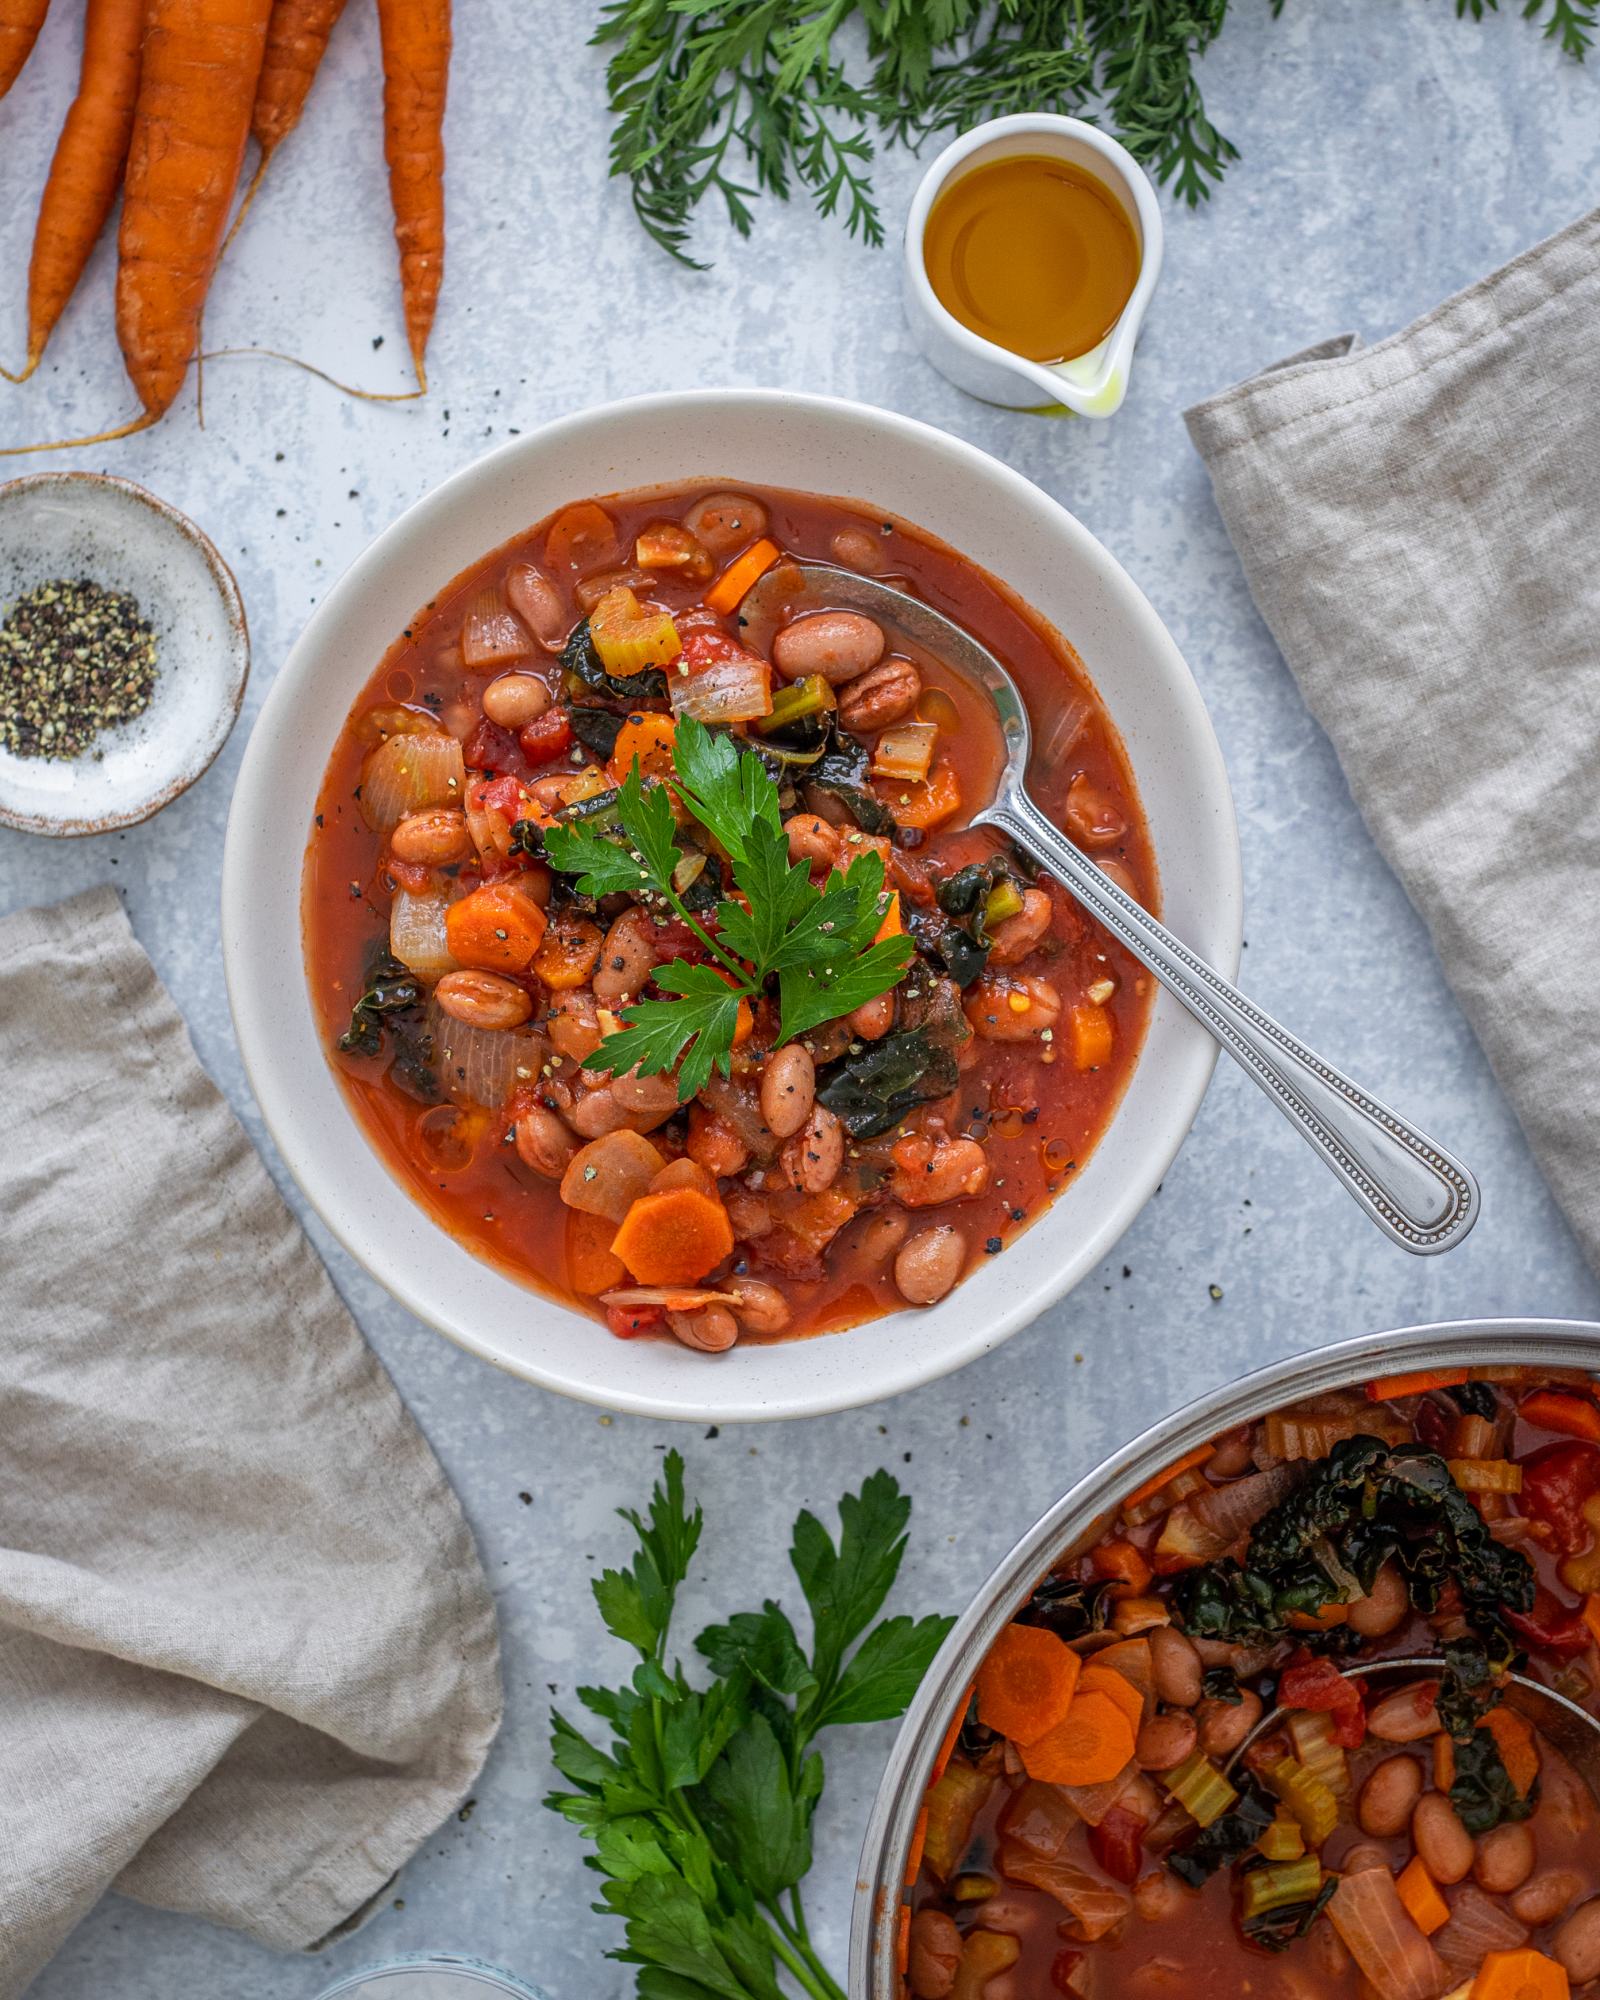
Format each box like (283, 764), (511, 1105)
(922, 154), (1140, 366)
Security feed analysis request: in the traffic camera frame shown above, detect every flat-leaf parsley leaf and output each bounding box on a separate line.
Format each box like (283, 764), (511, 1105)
(543, 716), (913, 1100)
(546, 1453), (954, 2000)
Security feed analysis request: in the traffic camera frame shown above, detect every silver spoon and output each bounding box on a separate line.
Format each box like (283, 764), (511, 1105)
(1228, 1656), (1600, 1804)
(787, 563), (1479, 1255)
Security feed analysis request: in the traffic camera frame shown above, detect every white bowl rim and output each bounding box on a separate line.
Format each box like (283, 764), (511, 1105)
(0, 470), (250, 836)
(222, 388), (1243, 1422)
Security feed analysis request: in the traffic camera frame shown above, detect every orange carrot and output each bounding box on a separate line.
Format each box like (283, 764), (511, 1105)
(1120, 1443), (1215, 1515)
(1365, 1368), (1470, 1401)
(376, 0), (450, 391)
(1482, 1707), (1539, 1798)
(894, 1904), (910, 1976)
(565, 1207), (625, 1296)
(903, 1804), (929, 1888)
(975, 1624), (1080, 1746)
(1077, 1664), (1143, 1739)
(216, 0), (349, 257)
(608, 711), (677, 787)
(1471, 1948), (1570, 1998)
(611, 1186), (735, 1287)
(873, 890), (904, 946)
(1018, 1690), (1135, 1787)
(931, 1689), (972, 1783)
(1520, 1388), (1600, 1442)
(118, 0), (272, 423)
(1395, 1856), (1450, 1937)
(705, 537), (780, 615)
(1092, 1637), (1154, 1720)
(1432, 1731), (1455, 1792)
(5, 0), (143, 381)
(649, 1158), (720, 1201)
(1090, 1539), (1153, 1595)
(445, 880), (547, 972)
(0, 0), (50, 100)
(1068, 1002), (1114, 1071)
(875, 756), (962, 831)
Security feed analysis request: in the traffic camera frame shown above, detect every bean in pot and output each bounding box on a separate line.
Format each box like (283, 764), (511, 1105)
(482, 671), (552, 728)
(1511, 1872), (1582, 1927)
(667, 1306), (739, 1353)
(907, 1910), (962, 2000)
(772, 610), (885, 684)
(684, 492), (768, 557)
(837, 656), (922, 732)
(760, 1043), (816, 1140)
(1412, 1791), (1474, 1884)
(506, 561), (567, 648)
(1473, 1821), (1535, 1895)
(1149, 1626), (1204, 1708)
(1197, 1688), (1261, 1759)
(435, 969), (533, 1030)
(1367, 1683), (1441, 1742)
(1135, 1711), (1198, 1772)
(392, 807), (472, 866)
(515, 1105), (577, 1179)
(831, 525), (887, 575)
(1347, 1561), (1410, 1638)
(722, 1278), (791, 1336)
(894, 1225), (964, 1306)
(781, 1104), (843, 1194)
(1357, 1753), (1424, 1836)
(1553, 1896), (1600, 1984)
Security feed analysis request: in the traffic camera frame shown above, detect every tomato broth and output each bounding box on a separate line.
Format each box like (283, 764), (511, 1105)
(303, 482), (1157, 1349)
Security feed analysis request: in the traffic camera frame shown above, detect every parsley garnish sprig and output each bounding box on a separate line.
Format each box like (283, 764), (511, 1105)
(546, 1452), (954, 2000)
(542, 717), (914, 1100)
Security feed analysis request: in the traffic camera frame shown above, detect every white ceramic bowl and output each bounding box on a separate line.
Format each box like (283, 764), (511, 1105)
(0, 472), (248, 835)
(223, 390), (1242, 1422)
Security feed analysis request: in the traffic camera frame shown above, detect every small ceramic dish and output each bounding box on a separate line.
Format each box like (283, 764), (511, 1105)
(903, 114), (1164, 416)
(0, 472), (249, 836)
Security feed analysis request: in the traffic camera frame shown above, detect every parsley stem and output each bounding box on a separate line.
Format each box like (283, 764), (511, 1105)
(662, 889), (755, 993)
(771, 1888), (844, 2000)
(763, 1907), (845, 2000)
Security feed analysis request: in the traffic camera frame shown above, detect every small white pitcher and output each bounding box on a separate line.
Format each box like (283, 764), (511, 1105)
(903, 114), (1164, 417)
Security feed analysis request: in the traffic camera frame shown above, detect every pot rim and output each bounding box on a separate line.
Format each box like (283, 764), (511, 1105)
(849, 1314), (1600, 2000)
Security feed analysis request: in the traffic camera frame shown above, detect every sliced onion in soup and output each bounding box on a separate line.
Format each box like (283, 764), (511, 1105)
(427, 1000), (542, 1110)
(461, 586), (532, 669)
(360, 731), (467, 832)
(390, 890), (457, 982)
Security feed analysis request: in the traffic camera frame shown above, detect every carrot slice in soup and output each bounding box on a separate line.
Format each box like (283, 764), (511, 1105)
(1018, 1690), (1135, 1787)
(1077, 1664), (1143, 1739)
(611, 1187), (734, 1287)
(975, 1624), (1080, 1746)
(445, 880), (547, 972)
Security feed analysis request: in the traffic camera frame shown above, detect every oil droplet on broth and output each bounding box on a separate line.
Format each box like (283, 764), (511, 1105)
(924, 155), (1140, 366)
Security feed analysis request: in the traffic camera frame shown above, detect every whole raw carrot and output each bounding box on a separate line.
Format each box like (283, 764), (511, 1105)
(219, 0), (348, 251)
(116, 0), (273, 424)
(10, 0), (144, 380)
(376, 0), (450, 390)
(0, 0), (51, 101)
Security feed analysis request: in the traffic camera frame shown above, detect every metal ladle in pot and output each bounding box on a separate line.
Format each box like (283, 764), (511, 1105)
(785, 563), (1479, 1256)
(1227, 1655), (1600, 1803)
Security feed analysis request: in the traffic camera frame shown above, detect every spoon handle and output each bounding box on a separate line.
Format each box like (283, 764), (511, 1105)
(977, 785), (1479, 1255)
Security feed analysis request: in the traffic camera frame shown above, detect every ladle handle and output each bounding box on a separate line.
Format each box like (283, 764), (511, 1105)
(977, 785), (1479, 1255)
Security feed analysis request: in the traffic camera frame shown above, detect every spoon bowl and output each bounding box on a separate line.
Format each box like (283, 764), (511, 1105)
(793, 560), (1480, 1254)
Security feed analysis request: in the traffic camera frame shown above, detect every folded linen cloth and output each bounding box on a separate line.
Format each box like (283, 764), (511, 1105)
(1186, 207), (1600, 1272)
(0, 887), (503, 1998)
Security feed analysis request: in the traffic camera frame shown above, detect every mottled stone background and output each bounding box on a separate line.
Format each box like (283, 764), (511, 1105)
(2, 2), (1597, 1993)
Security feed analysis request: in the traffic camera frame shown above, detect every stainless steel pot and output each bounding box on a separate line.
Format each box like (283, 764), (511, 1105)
(849, 1316), (1600, 2000)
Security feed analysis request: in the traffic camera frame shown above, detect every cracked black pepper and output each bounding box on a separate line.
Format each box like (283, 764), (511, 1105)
(0, 577), (158, 760)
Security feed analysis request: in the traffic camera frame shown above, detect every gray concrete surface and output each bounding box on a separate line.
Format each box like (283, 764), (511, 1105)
(2, 1), (1597, 1993)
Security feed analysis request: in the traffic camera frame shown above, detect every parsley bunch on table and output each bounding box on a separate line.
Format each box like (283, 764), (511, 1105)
(542, 716), (913, 1101)
(594, 0), (1594, 261)
(546, 1453), (954, 2000)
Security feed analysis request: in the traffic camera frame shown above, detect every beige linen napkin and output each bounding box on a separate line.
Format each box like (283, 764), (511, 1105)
(0, 887), (503, 1998)
(1186, 207), (1600, 1271)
